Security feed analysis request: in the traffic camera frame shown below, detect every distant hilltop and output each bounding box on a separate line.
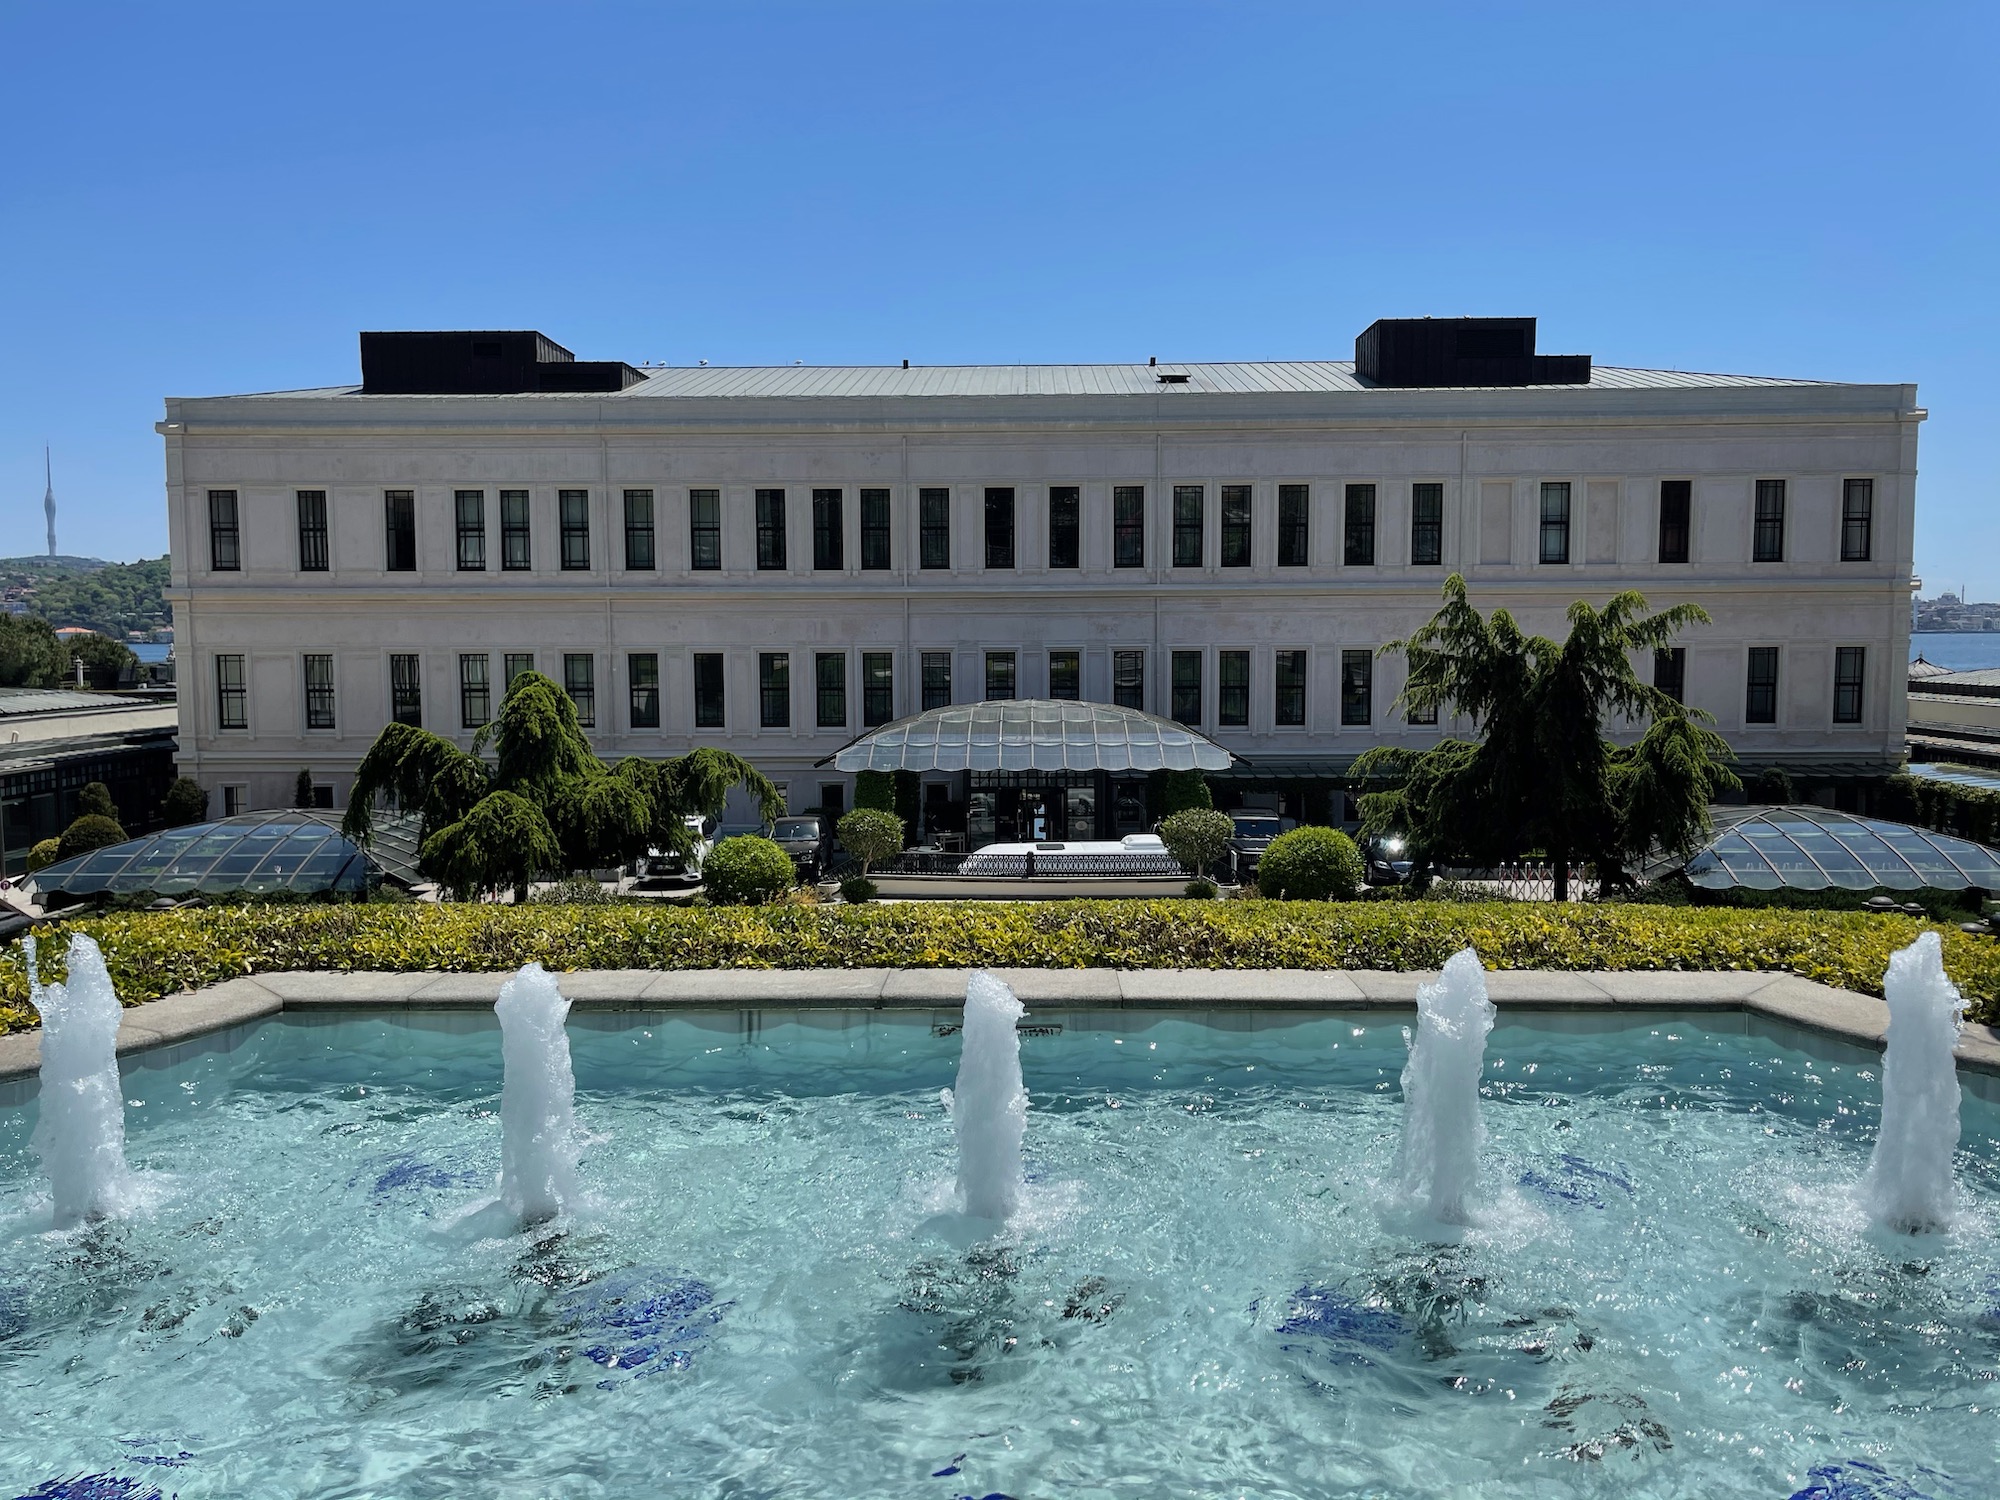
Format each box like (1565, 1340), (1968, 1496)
(0, 555), (112, 574)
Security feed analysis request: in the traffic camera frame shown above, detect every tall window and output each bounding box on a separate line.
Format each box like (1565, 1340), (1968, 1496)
(1170, 651), (1202, 725)
(1539, 482), (1571, 565)
(1834, 646), (1866, 724)
(623, 490), (655, 571)
(1172, 485), (1203, 567)
(862, 652), (894, 726)
(1048, 486), (1080, 569)
(921, 651), (952, 710)
(1658, 480), (1691, 564)
(1753, 479), (1786, 562)
(629, 653), (660, 729)
(500, 490), (531, 570)
(563, 653), (596, 727)
(559, 490), (590, 570)
(984, 651), (1016, 701)
(756, 490), (787, 570)
(1218, 650), (1249, 727)
(813, 489), (844, 570)
(1410, 483), (1443, 566)
(302, 654), (335, 730)
(1340, 650), (1373, 726)
(1274, 650), (1306, 727)
(384, 491), (416, 571)
(215, 654), (247, 729)
(390, 653), (422, 727)
(460, 653), (491, 729)
(1841, 479), (1874, 563)
(1114, 486), (1146, 568)
(1407, 699), (1438, 727)
(690, 489), (721, 571)
(1654, 646), (1686, 705)
(1049, 649), (1080, 701)
(759, 653), (790, 728)
(816, 652), (846, 727)
(920, 488), (951, 569)
(1112, 649), (1144, 710)
(984, 488), (1015, 569)
(208, 490), (241, 572)
(455, 490), (486, 571)
(296, 490), (328, 572)
(504, 652), (535, 690)
(1745, 646), (1779, 724)
(1221, 485), (1251, 567)
(693, 653), (725, 728)
(860, 489), (891, 570)
(1344, 484), (1377, 567)
(1278, 484), (1310, 567)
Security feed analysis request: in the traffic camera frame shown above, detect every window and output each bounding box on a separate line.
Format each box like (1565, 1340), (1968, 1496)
(919, 488), (950, 569)
(1745, 646), (1779, 724)
(624, 490), (655, 571)
(1112, 649), (1144, 710)
(1278, 484), (1310, 567)
(755, 490), (787, 570)
(629, 653), (659, 729)
(208, 490), (241, 572)
(1410, 483), (1443, 566)
(455, 490), (486, 571)
(1171, 651), (1202, 725)
(693, 653), (725, 728)
(1834, 646), (1865, 724)
(862, 652), (894, 726)
(460, 653), (491, 729)
(1048, 486), (1080, 569)
(1341, 649), (1373, 726)
(390, 653), (422, 727)
(1539, 482), (1571, 565)
(563, 653), (595, 727)
(296, 491), (328, 572)
(1049, 650), (1080, 701)
(310, 784), (335, 811)
(384, 491), (416, 572)
(984, 488), (1015, 569)
(1114, 486), (1146, 568)
(813, 489), (844, 570)
(689, 489), (721, 571)
(1172, 485), (1203, 567)
(1753, 480), (1786, 562)
(303, 654), (335, 730)
(1275, 650), (1306, 727)
(1407, 700), (1438, 727)
(222, 785), (247, 817)
(1221, 485), (1251, 567)
(816, 652), (846, 727)
(501, 490), (531, 570)
(860, 489), (891, 570)
(984, 650), (1016, 701)
(559, 490), (590, 571)
(1658, 480), (1691, 564)
(504, 652), (535, 691)
(1218, 650), (1249, 727)
(759, 652), (790, 728)
(1344, 484), (1377, 567)
(1655, 646), (1686, 705)
(921, 651), (952, 710)
(1842, 479), (1874, 563)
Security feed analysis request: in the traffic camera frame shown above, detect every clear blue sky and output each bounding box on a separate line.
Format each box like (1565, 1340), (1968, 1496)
(3, 2), (1994, 595)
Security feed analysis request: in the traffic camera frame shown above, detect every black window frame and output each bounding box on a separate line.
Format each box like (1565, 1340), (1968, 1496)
(215, 653), (247, 730)
(689, 489), (721, 571)
(500, 489), (532, 571)
(693, 652), (725, 729)
(208, 489), (241, 573)
(623, 489), (655, 571)
(861, 651), (894, 726)
(1220, 484), (1251, 567)
(816, 651), (846, 728)
(455, 489), (486, 572)
(1745, 646), (1779, 724)
(1218, 649), (1249, 727)
(756, 489), (787, 571)
(1658, 480), (1691, 564)
(759, 652), (790, 728)
(1170, 650), (1202, 725)
(1753, 479), (1786, 563)
(919, 488), (951, 570)
(1410, 482), (1443, 567)
(1340, 649), (1373, 726)
(1841, 478), (1874, 563)
(813, 489), (844, 571)
(1112, 649), (1144, 711)
(1278, 484), (1310, 567)
(460, 653), (491, 729)
(1274, 649), (1306, 727)
(559, 489), (591, 571)
(1113, 486), (1146, 569)
(1048, 485), (1080, 570)
(1834, 646), (1865, 724)
(1654, 646), (1686, 705)
(1048, 649), (1080, 701)
(984, 650), (1016, 701)
(303, 653), (335, 730)
(563, 652), (595, 727)
(296, 490), (328, 573)
(860, 489), (892, 570)
(503, 652), (535, 691)
(390, 653), (422, 727)
(921, 651), (951, 711)
(984, 487), (1015, 570)
(1172, 485), (1203, 568)
(384, 490), (416, 573)
(629, 652), (660, 730)
(1344, 483), (1376, 567)
(1539, 482), (1571, 565)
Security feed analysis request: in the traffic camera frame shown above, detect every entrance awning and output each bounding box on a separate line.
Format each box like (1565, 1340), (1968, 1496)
(823, 699), (1236, 774)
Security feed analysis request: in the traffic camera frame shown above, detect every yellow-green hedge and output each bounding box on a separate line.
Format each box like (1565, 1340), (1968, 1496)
(4, 900), (1998, 1036)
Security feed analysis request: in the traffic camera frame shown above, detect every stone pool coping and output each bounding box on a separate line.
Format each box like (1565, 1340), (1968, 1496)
(4, 966), (2000, 1085)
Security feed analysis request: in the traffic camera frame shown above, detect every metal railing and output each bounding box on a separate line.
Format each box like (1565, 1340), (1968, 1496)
(881, 849), (1187, 879)
(1437, 863), (1595, 903)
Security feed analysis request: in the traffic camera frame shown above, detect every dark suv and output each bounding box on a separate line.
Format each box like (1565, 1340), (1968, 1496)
(1227, 812), (1287, 882)
(1362, 832), (1418, 886)
(772, 816), (826, 881)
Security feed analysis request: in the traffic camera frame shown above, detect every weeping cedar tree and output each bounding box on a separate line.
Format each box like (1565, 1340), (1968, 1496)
(1355, 576), (1738, 900)
(342, 671), (785, 898)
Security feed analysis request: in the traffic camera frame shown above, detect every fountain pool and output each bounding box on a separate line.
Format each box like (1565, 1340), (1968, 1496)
(1, 1005), (1997, 1497)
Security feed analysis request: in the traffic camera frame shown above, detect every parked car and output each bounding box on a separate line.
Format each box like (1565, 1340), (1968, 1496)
(635, 815), (714, 885)
(1362, 832), (1419, 886)
(1226, 812), (1290, 881)
(771, 815), (826, 880)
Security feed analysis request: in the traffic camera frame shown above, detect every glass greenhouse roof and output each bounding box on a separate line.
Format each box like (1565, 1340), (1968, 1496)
(829, 698), (1235, 774)
(26, 812), (419, 900)
(1683, 806), (2000, 892)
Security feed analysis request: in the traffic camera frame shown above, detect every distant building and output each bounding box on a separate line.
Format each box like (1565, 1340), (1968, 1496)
(0, 689), (178, 875)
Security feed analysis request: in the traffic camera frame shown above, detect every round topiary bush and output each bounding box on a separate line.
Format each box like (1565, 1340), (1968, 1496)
(702, 835), (796, 905)
(25, 837), (61, 873)
(836, 807), (904, 874)
(1184, 877), (1219, 900)
(839, 874), (880, 904)
(1255, 825), (1363, 901)
(1158, 807), (1235, 877)
(56, 813), (129, 862)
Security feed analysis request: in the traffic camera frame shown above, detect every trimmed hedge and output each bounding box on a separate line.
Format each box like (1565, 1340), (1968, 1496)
(1883, 772), (2000, 848)
(5, 900), (1999, 1036)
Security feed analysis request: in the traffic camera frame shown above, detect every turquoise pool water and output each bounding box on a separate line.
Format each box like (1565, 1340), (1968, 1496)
(2, 1008), (1997, 1498)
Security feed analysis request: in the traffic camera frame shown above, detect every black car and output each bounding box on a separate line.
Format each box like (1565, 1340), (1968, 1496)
(1227, 812), (1288, 881)
(771, 816), (825, 880)
(1362, 832), (1418, 886)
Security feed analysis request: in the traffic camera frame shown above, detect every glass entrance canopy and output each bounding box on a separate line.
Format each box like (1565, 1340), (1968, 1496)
(1683, 805), (2000, 891)
(828, 699), (1235, 774)
(24, 811), (420, 902)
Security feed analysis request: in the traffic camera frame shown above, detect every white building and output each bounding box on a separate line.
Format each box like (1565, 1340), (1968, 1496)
(160, 320), (1920, 841)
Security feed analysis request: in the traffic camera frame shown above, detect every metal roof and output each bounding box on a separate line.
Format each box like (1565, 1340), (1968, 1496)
(827, 699), (1234, 774)
(1908, 763), (2000, 793)
(0, 689), (159, 717)
(1683, 806), (2000, 892)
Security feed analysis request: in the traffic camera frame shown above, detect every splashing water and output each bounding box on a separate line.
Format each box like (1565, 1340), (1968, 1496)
(1392, 946), (1495, 1225)
(951, 972), (1027, 1222)
(494, 963), (580, 1224)
(26, 935), (134, 1227)
(1863, 931), (1965, 1233)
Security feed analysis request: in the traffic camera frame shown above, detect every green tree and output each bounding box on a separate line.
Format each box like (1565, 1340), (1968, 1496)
(65, 632), (138, 689)
(1356, 576), (1737, 900)
(836, 808), (904, 874)
(0, 615), (68, 688)
(160, 777), (208, 827)
(57, 813), (128, 861)
(1157, 808), (1234, 877)
(294, 769), (316, 808)
(78, 782), (117, 820)
(854, 770), (896, 813)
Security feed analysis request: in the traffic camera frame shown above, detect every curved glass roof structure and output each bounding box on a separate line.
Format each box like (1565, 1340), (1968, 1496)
(1683, 806), (2000, 891)
(25, 812), (421, 901)
(828, 698), (1234, 774)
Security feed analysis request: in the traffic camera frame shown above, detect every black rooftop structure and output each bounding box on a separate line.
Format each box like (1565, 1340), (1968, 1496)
(358, 330), (645, 394)
(1354, 317), (1590, 389)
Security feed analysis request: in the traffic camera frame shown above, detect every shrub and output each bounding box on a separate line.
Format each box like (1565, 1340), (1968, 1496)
(1184, 877), (1219, 900)
(1159, 808), (1234, 877)
(839, 875), (880, 904)
(78, 782), (117, 821)
(702, 835), (795, 905)
(1148, 768), (1212, 819)
(1257, 826), (1363, 901)
(854, 770), (896, 814)
(1746, 767), (1796, 805)
(25, 838), (61, 873)
(528, 876), (616, 905)
(56, 813), (128, 862)
(837, 808), (904, 874)
(160, 777), (208, 828)
(294, 768), (316, 808)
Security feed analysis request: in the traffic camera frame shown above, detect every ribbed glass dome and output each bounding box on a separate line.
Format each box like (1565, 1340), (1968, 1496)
(1683, 806), (2000, 891)
(25, 812), (419, 901)
(830, 698), (1234, 774)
